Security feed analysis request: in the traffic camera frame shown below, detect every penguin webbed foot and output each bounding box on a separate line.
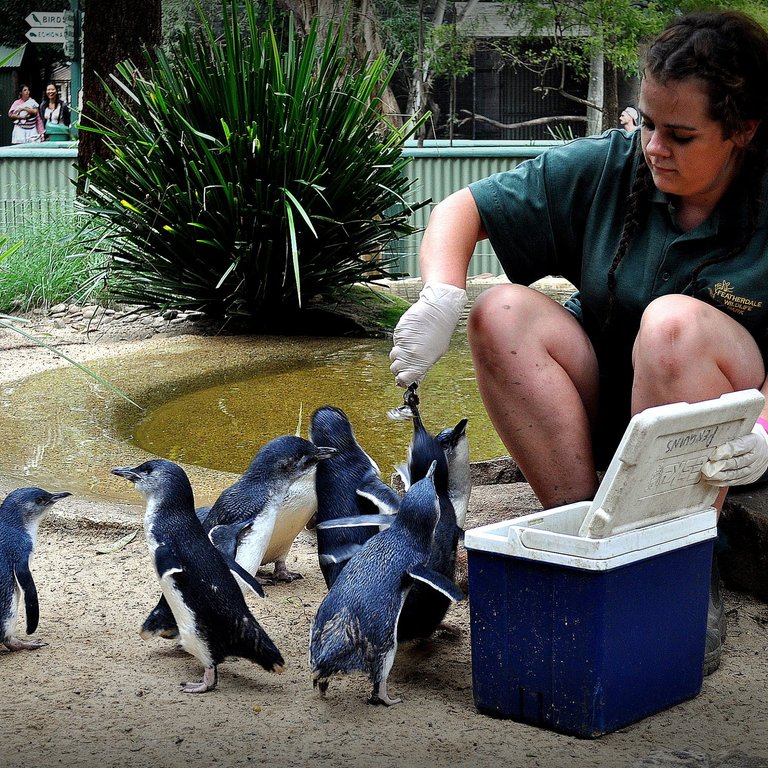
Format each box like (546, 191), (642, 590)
(368, 681), (401, 707)
(270, 560), (303, 583)
(140, 623), (180, 641)
(435, 620), (462, 640)
(3, 637), (47, 651)
(313, 676), (330, 697)
(181, 665), (217, 694)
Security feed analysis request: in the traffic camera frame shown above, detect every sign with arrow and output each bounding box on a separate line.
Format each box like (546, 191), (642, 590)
(26, 27), (65, 42)
(25, 11), (73, 45)
(25, 12), (68, 26)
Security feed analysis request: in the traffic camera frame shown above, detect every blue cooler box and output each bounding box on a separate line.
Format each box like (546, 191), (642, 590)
(464, 390), (764, 738)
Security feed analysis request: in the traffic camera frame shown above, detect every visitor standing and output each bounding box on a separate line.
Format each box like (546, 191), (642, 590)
(619, 106), (640, 132)
(8, 84), (43, 144)
(39, 83), (71, 140)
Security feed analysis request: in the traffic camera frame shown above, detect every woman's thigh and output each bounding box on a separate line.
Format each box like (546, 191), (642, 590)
(469, 283), (602, 426)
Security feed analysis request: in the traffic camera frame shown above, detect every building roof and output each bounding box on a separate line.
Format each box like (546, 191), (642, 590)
(0, 44), (27, 69)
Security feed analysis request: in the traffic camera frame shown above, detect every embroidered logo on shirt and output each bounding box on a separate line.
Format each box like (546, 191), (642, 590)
(709, 280), (763, 316)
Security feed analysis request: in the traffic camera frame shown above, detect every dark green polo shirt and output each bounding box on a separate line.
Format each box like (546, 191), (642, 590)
(469, 129), (768, 358)
(469, 129), (768, 462)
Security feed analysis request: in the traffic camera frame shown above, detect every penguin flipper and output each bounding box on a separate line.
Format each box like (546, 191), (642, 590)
(154, 544), (184, 579)
(224, 557), (266, 598)
(356, 479), (401, 515)
(407, 564), (464, 603)
(318, 542), (363, 566)
(316, 515), (395, 530)
(14, 562), (39, 635)
(155, 542), (264, 599)
(208, 519), (253, 561)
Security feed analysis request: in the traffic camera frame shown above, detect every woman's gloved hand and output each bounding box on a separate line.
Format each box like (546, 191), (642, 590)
(389, 282), (467, 388)
(701, 420), (768, 486)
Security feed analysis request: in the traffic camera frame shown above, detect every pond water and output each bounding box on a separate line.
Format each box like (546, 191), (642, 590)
(131, 333), (507, 479)
(0, 281), (573, 504)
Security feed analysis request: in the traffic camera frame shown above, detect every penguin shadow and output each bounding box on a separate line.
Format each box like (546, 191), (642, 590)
(136, 627), (290, 695)
(309, 633), (475, 710)
(153, 640), (193, 660)
(390, 622), (474, 700)
(205, 662), (288, 696)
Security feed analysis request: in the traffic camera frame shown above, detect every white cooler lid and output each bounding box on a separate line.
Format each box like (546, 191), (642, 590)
(578, 389), (764, 538)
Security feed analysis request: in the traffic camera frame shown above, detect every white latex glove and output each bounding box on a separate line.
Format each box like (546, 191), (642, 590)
(701, 421), (768, 486)
(389, 282), (467, 388)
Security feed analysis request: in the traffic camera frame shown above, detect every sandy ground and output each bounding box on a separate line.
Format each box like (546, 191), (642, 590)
(1, 312), (768, 768)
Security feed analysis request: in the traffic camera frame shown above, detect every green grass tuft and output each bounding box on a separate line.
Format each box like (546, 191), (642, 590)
(0, 211), (107, 314)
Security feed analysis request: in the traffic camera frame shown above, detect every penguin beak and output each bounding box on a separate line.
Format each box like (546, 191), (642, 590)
(47, 491), (72, 504)
(111, 466), (141, 483)
(314, 446), (338, 461)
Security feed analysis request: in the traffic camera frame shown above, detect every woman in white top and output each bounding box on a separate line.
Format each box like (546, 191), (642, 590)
(8, 84), (42, 144)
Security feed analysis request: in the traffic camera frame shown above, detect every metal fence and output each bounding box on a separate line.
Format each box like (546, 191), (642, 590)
(0, 143), (78, 238)
(0, 197), (79, 237)
(389, 140), (559, 276)
(0, 140), (558, 277)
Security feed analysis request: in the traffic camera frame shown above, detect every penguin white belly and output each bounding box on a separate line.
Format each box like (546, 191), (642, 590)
(159, 570), (214, 669)
(236, 505), (279, 576)
(264, 471), (318, 563)
(450, 489), (469, 530)
(2, 577), (21, 639)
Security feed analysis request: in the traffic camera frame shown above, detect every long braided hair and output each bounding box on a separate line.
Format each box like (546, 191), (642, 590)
(605, 11), (768, 318)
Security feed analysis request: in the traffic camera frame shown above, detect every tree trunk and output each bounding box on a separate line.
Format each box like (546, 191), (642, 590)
(601, 58), (619, 133)
(407, 0), (480, 139)
(587, 50), (603, 136)
(273, 0), (402, 126)
(77, 0), (161, 174)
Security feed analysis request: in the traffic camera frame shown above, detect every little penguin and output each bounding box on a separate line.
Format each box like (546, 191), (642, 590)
(388, 384), (466, 641)
(200, 435), (337, 583)
(392, 393), (470, 529)
(112, 459), (285, 693)
(0, 487), (71, 651)
(310, 465), (463, 706)
(309, 405), (401, 588)
(140, 435), (336, 640)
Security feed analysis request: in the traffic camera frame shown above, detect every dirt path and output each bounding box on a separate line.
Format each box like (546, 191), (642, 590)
(2, 519), (767, 768)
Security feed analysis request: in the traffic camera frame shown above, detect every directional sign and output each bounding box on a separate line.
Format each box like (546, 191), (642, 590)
(25, 12), (67, 27)
(26, 27), (65, 42)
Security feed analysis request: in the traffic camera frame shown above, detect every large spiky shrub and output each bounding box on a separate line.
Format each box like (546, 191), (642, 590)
(77, 0), (426, 329)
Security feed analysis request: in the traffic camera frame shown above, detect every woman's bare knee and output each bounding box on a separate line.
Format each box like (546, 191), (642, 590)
(633, 296), (706, 374)
(632, 296), (765, 410)
(468, 284), (533, 339)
